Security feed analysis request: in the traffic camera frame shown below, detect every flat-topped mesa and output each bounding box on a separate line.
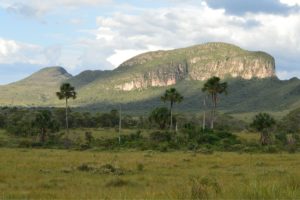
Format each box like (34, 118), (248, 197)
(116, 42), (276, 91)
(186, 43), (275, 80)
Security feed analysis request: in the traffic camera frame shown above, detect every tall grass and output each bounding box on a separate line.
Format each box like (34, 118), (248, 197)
(0, 148), (300, 199)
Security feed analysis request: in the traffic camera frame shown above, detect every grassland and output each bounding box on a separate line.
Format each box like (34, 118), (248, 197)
(0, 148), (300, 199)
(1, 128), (299, 199)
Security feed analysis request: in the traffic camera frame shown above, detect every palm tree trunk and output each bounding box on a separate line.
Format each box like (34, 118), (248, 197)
(119, 104), (122, 144)
(210, 93), (218, 129)
(210, 94), (214, 129)
(40, 128), (45, 143)
(203, 97), (206, 130)
(260, 131), (270, 145)
(65, 98), (69, 135)
(170, 102), (173, 131)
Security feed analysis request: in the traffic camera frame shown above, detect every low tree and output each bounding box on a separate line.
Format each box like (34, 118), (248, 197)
(6, 109), (35, 136)
(277, 107), (300, 134)
(33, 110), (59, 143)
(0, 113), (5, 128)
(56, 83), (77, 134)
(251, 113), (276, 145)
(202, 76), (227, 129)
(161, 88), (183, 130)
(149, 107), (170, 130)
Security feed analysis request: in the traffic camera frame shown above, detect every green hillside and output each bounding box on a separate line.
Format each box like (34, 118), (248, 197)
(76, 77), (300, 115)
(0, 67), (71, 106)
(68, 70), (112, 89)
(0, 42), (299, 115)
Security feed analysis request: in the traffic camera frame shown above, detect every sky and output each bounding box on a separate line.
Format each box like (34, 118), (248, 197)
(0, 0), (300, 84)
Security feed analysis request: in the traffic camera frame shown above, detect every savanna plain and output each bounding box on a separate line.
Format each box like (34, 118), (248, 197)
(1, 129), (300, 200)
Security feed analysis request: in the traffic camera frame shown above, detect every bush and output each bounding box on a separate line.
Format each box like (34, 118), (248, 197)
(197, 133), (219, 145)
(77, 164), (94, 172)
(263, 145), (279, 153)
(136, 163), (144, 171)
(149, 131), (172, 142)
(158, 142), (169, 152)
(187, 142), (199, 151)
(85, 132), (94, 146)
(18, 139), (34, 148)
(105, 178), (130, 187)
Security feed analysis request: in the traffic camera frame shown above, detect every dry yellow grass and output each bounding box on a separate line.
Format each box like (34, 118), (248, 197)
(1, 148), (300, 199)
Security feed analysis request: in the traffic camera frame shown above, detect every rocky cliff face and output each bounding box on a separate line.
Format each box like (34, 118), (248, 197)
(115, 43), (275, 91)
(115, 62), (188, 91)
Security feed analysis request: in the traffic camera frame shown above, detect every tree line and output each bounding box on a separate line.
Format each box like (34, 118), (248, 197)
(0, 76), (299, 151)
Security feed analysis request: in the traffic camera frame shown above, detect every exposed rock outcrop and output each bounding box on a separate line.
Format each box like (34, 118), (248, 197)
(115, 43), (276, 91)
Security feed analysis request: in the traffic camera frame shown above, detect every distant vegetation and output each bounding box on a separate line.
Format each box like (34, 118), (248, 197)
(0, 77), (299, 153)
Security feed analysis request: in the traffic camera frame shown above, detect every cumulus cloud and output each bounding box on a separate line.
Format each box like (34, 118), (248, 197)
(1, 0), (300, 81)
(0, 38), (64, 67)
(0, 38), (42, 64)
(90, 3), (300, 79)
(280, 0), (300, 6)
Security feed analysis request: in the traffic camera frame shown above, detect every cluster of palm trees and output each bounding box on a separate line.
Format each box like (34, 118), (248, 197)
(160, 76), (227, 130)
(56, 76), (228, 133)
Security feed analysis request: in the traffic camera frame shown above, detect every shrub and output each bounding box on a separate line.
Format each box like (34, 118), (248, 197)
(136, 163), (144, 171)
(85, 132), (94, 146)
(77, 164), (94, 172)
(187, 142), (199, 151)
(287, 145), (297, 153)
(263, 145), (279, 153)
(158, 143), (169, 152)
(197, 133), (219, 145)
(149, 131), (172, 142)
(18, 139), (34, 148)
(105, 178), (130, 187)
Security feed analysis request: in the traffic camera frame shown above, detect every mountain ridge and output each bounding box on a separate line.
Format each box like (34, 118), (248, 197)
(0, 42), (298, 114)
(113, 42), (275, 91)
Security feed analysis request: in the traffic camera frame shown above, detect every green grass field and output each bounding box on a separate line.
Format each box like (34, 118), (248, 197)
(1, 148), (300, 199)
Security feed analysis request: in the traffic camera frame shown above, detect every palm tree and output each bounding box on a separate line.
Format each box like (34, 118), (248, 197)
(161, 88), (183, 130)
(149, 107), (170, 130)
(56, 83), (77, 134)
(202, 76), (227, 129)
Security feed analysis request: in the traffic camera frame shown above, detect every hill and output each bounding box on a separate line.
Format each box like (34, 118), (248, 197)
(0, 67), (71, 106)
(0, 42), (299, 115)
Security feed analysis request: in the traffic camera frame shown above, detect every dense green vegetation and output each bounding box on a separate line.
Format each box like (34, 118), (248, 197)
(0, 104), (299, 154)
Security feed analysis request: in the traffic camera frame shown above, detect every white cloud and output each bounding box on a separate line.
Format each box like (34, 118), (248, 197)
(107, 45), (169, 67)
(280, 0), (300, 6)
(1, 1), (300, 80)
(89, 3), (300, 79)
(0, 38), (64, 67)
(0, 38), (42, 64)
(277, 70), (300, 79)
(0, 39), (20, 56)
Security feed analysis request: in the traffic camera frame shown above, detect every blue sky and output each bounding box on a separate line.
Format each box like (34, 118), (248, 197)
(0, 0), (300, 84)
